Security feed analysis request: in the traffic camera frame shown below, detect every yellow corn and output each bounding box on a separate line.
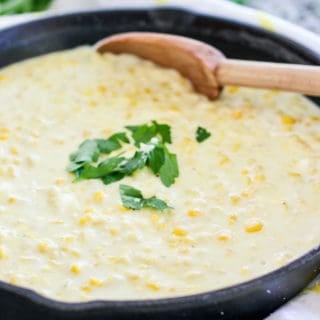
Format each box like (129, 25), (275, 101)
(89, 278), (103, 287)
(55, 178), (65, 186)
(8, 197), (16, 204)
(10, 147), (19, 155)
(255, 174), (266, 182)
(228, 214), (238, 225)
(227, 86), (239, 94)
(97, 85), (107, 94)
(70, 264), (81, 275)
(289, 172), (301, 178)
(216, 231), (231, 241)
(0, 247), (6, 259)
(281, 114), (296, 125)
(81, 285), (92, 293)
(78, 215), (92, 226)
(245, 220), (264, 233)
(219, 155), (230, 165)
(230, 196), (240, 205)
(187, 209), (201, 217)
(37, 242), (48, 254)
(146, 282), (160, 291)
(93, 191), (104, 203)
(172, 228), (187, 237)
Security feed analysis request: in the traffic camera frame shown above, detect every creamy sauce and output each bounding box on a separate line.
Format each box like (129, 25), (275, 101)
(0, 47), (320, 301)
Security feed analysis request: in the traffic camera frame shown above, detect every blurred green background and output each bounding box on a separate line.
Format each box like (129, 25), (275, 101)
(0, 0), (52, 14)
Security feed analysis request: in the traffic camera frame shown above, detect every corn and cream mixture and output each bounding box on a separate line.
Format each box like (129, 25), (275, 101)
(0, 47), (320, 301)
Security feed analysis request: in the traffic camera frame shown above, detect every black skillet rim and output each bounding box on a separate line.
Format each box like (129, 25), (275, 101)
(0, 7), (319, 313)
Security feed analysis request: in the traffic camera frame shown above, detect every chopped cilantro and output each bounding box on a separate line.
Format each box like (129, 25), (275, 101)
(119, 184), (172, 210)
(159, 151), (179, 187)
(126, 121), (171, 147)
(196, 126), (211, 143)
(67, 132), (129, 173)
(67, 121), (179, 211)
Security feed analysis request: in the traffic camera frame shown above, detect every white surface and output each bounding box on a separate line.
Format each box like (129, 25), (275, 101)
(0, 0), (319, 319)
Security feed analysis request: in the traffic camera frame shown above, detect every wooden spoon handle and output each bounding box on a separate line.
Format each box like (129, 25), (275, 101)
(217, 59), (320, 96)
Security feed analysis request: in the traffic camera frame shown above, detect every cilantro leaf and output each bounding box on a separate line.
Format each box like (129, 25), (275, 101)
(196, 126), (211, 143)
(121, 151), (148, 175)
(96, 132), (129, 153)
(69, 140), (100, 167)
(143, 196), (172, 210)
(119, 184), (172, 211)
(159, 151), (179, 187)
(152, 121), (171, 144)
(147, 145), (165, 174)
(76, 156), (125, 180)
(102, 172), (125, 185)
(125, 124), (157, 147)
(126, 121), (172, 146)
(67, 132), (129, 173)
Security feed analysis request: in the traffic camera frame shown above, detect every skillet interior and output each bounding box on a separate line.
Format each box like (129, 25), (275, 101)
(0, 7), (319, 320)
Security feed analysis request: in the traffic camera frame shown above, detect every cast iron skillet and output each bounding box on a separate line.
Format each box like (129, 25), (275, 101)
(0, 8), (319, 320)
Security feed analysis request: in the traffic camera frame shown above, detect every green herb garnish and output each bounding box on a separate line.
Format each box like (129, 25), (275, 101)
(196, 126), (211, 143)
(67, 132), (129, 173)
(67, 122), (178, 188)
(67, 122), (179, 211)
(126, 120), (171, 147)
(119, 184), (172, 210)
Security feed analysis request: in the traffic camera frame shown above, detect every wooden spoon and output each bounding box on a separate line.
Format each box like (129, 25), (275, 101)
(95, 32), (320, 100)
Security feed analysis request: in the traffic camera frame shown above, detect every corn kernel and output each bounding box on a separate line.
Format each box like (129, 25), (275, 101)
(83, 88), (93, 96)
(37, 242), (48, 254)
(245, 219), (264, 233)
(55, 178), (65, 186)
(309, 283), (320, 293)
(241, 192), (250, 198)
(109, 228), (119, 236)
(169, 105), (180, 112)
(10, 147), (19, 155)
(219, 155), (230, 165)
(84, 207), (94, 214)
(255, 174), (266, 182)
(227, 86), (239, 94)
(289, 172), (301, 178)
(216, 231), (231, 241)
(0, 128), (9, 133)
(187, 209), (201, 217)
(8, 197), (16, 204)
(81, 285), (92, 293)
(241, 169), (249, 175)
(78, 215), (92, 226)
(118, 205), (130, 212)
(93, 191), (104, 203)
(70, 264), (81, 274)
(0, 247), (6, 259)
(89, 100), (98, 107)
(281, 114), (296, 125)
(229, 214), (238, 225)
(0, 135), (9, 141)
(0, 74), (7, 81)
(172, 228), (187, 237)
(89, 278), (103, 287)
(230, 195), (240, 205)
(146, 282), (160, 291)
(232, 110), (243, 119)
(97, 85), (107, 94)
